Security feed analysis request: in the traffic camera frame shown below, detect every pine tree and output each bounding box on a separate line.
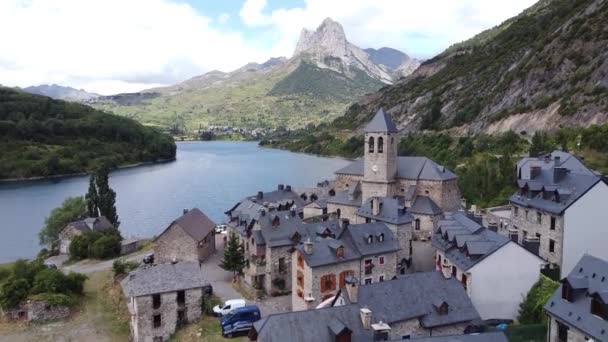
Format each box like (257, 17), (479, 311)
(85, 175), (99, 217)
(95, 166), (120, 228)
(220, 232), (245, 278)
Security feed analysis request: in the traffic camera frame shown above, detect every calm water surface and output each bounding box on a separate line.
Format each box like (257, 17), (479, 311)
(0, 142), (349, 263)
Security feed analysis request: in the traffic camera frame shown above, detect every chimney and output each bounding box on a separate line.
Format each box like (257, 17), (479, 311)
(183, 208), (189, 215)
(360, 308), (372, 330)
(553, 167), (568, 183)
(290, 208), (297, 217)
(488, 223), (498, 232)
(304, 237), (313, 255)
(530, 166), (541, 179)
(523, 237), (540, 256)
(340, 218), (350, 230)
(554, 155), (561, 166)
(372, 321), (391, 341)
(257, 191), (263, 200)
(372, 197), (380, 216)
(286, 185), (292, 192)
(278, 184), (284, 191)
(260, 209), (266, 217)
(345, 275), (358, 303)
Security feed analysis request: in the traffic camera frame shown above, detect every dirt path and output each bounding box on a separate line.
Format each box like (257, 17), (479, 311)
(62, 250), (149, 275)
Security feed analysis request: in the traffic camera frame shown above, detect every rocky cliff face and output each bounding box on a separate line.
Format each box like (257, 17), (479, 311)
(293, 18), (394, 84)
(365, 47), (421, 78)
(338, 0), (608, 134)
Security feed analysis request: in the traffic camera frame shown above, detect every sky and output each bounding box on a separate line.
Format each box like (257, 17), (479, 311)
(0, 0), (538, 95)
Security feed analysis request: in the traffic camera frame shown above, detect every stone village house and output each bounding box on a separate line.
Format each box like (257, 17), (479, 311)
(58, 216), (113, 255)
(121, 262), (210, 342)
(154, 208), (216, 264)
(292, 221), (400, 311)
(433, 211), (544, 320)
(2, 300), (71, 323)
(508, 151), (608, 276)
(252, 271), (481, 341)
(544, 254), (608, 342)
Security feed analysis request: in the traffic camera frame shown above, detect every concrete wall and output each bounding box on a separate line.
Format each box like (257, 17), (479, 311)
(467, 242), (544, 320)
(563, 181), (608, 276)
(131, 288), (202, 342)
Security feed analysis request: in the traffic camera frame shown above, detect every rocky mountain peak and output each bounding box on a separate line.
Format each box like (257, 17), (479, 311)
(293, 17), (347, 57)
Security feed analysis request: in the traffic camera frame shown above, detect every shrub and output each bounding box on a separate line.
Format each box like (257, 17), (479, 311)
(112, 259), (140, 277)
(91, 235), (122, 259)
(29, 293), (76, 307)
(69, 234), (91, 260)
(518, 275), (560, 324)
(0, 277), (30, 309)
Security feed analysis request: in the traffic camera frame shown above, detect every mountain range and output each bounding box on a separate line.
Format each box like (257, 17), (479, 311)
(86, 18), (418, 130)
(329, 0), (608, 135)
(23, 84), (99, 102)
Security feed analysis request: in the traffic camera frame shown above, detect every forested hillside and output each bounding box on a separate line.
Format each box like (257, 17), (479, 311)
(0, 87), (176, 179)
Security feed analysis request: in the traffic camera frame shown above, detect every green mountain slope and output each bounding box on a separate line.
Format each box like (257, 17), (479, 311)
(0, 87), (176, 179)
(332, 0), (608, 134)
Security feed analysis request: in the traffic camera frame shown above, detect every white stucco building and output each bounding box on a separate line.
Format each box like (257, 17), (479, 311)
(433, 212), (545, 320)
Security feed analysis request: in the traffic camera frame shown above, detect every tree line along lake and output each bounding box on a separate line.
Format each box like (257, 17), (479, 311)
(0, 141), (350, 263)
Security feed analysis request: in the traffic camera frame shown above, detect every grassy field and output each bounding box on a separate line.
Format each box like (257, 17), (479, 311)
(168, 315), (247, 342)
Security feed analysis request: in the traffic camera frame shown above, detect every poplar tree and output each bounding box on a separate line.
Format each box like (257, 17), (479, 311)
(85, 175), (99, 217)
(95, 166), (120, 227)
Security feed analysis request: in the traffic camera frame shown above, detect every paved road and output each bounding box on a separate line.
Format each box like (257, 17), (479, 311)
(61, 250), (150, 274)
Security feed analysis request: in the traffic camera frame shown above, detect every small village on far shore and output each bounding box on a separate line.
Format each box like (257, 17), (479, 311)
(2, 110), (608, 342)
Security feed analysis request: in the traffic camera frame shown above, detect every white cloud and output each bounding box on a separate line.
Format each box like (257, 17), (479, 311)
(0, 0), (268, 94)
(218, 13), (230, 24)
(240, 0), (538, 59)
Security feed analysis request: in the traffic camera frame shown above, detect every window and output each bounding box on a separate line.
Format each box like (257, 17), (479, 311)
(379, 256), (385, 265)
(591, 297), (608, 320)
(562, 282), (573, 302)
(549, 239), (555, 253)
(415, 219), (421, 231)
(153, 314), (162, 328)
(525, 210), (529, 220)
(379, 275), (385, 282)
(336, 247), (344, 258)
(297, 290), (303, 298)
(365, 217), (371, 223)
(278, 257), (286, 273)
(364, 278), (373, 285)
(364, 259), (373, 275)
(297, 254), (304, 268)
(536, 233), (541, 243)
(557, 321), (568, 342)
(378, 233), (384, 242)
(152, 294), (161, 309)
(339, 270), (355, 288)
(177, 309), (186, 322)
(297, 271), (304, 288)
(377, 137), (384, 153)
(246, 242), (249, 251)
(402, 335), (411, 340)
(452, 266), (457, 277)
(367, 235), (373, 244)
(514, 207), (519, 216)
(368, 137), (375, 153)
(177, 290), (185, 305)
(536, 211), (542, 224)
(551, 217), (556, 230)
(320, 274), (336, 292)
(523, 230), (528, 238)
(461, 274), (468, 290)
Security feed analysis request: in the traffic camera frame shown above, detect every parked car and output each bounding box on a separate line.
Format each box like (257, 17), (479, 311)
(143, 253), (154, 265)
(214, 224), (228, 234)
(213, 298), (246, 317)
(221, 305), (261, 338)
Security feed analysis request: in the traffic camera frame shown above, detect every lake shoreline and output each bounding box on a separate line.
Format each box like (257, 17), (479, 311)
(0, 158), (176, 184)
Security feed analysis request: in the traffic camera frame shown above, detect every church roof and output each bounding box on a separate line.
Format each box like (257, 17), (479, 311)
(364, 108), (399, 133)
(335, 157), (457, 181)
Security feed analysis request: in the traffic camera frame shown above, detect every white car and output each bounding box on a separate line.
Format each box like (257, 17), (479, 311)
(213, 299), (246, 316)
(215, 224), (228, 234)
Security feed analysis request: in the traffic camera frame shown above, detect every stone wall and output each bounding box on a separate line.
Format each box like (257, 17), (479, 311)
(154, 225), (199, 264)
(3, 301), (70, 322)
(131, 288), (203, 342)
(334, 174), (363, 191)
(412, 213), (439, 241)
(548, 315), (591, 342)
(360, 252), (397, 283)
(361, 180), (394, 203)
(327, 203), (359, 223)
(264, 245), (293, 296)
(386, 223), (413, 274)
(415, 179), (462, 212)
(511, 204), (564, 267)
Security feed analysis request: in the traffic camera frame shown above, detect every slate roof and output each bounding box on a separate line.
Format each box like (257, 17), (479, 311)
(409, 196), (443, 215)
(326, 190), (362, 207)
(253, 304), (373, 342)
(545, 254), (608, 341)
(296, 222), (398, 267)
(511, 151), (603, 215)
(357, 271), (480, 328)
(121, 262), (208, 297)
(159, 208), (216, 242)
(357, 197), (414, 225)
(390, 332), (508, 342)
(256, 210), (305, 247)
(364, 108), (399, 133)
(432, 212), (511, 271)
(67, 216), (113, 233)
(335, 157), (457, 181)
